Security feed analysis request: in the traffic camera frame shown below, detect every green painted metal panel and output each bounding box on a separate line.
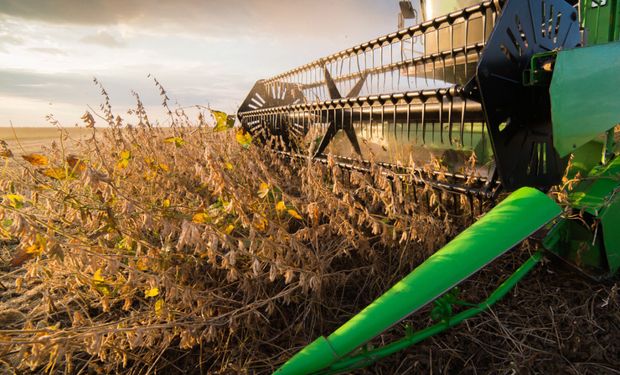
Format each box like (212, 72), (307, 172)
(567, 140), (605, 179)
(562, 156), (620, 276)
(551, 42), (620, 157)
(275, 187), (561, 375)
(601, 194), (620, 273)
(544, 217), (609, 278)
(581, 0), (620, 44)
(576, 156), (620, 274)
(569, 154), (620, 214)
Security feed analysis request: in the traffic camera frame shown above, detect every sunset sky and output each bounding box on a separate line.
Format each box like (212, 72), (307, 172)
(0, 0), (400, 126)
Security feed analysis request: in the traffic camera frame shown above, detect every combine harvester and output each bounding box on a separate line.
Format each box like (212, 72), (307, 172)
(238, 0), (620, 373)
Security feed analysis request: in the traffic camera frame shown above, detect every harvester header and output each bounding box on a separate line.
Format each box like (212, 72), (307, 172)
(238, 0), (620, 373)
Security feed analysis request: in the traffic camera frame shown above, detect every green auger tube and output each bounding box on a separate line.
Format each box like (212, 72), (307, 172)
(275, 187), (562, 375)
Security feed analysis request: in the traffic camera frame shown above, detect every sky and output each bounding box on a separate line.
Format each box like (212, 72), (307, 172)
(0, 0), (400, 126)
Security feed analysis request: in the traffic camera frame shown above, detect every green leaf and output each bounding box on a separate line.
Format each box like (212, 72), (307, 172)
(4, 194), (24, 209)
(236, 129), (253, 148)
(164, 137), (186, 147)
(212, 110), (231, 132)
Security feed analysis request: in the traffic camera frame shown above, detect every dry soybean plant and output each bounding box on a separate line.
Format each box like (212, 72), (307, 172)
(0, 82), (467, 374)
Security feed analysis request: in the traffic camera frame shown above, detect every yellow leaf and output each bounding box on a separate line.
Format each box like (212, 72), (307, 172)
(257, 182), (270, 198)
(25, 241), (44, 256)
(136, 258), (149, 271)
(162, 199), (171, 208)
(22, 153), (48, 166)
(93, 268), (110, 296)
(254, 215), (268, 232)
(116, 158), (129, 169)
(43, 167), (71, 180)
(154, 298), (165, 316)
(212, 110), (229, 132)
(275, 201), (286, 212)
(164, 137), (185, 147)
(93, 269), (105, 282)
(224, 162), (233, 170)
(119, 150), (131, 160)
(143, 171), (157, 181)
(158, 163), (170, 172)
(224, 224), (235, 235)
(235, 129), (252, 148)
(287, 209), (303, 220)
(145, 287), (159, 298)
(4, 194), (24, 209)
(116, 150), (131, 169)
(192, 212), (208, 224)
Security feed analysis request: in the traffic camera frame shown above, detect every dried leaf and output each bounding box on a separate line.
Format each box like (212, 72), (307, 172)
(81, 111), (96, 127)
(0, 141), (12, 158)
(22, 153), (49, 166)
(136, 258), (149, 271)
(254, 215), (268, 232)
(257, 182), (270, 198)
(43, 167), (71, 180)
(66, 155), (86, 171)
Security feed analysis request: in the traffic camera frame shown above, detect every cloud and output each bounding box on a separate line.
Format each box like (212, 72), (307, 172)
(0, 33), (22, 45)
(0, 1), (401, 126)
(0, 67), (248, 113)
(29, 47), (67, 55)
(0, 1), (143, 25)
(0, 20), (24, 51)
(0, 0), (395, 40)
(81, 31), (124, 48)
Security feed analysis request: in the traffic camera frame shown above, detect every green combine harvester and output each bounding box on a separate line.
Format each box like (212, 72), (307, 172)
(237, 0), (620, 373)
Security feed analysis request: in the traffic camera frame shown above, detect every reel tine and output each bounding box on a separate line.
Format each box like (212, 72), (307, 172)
(238, 2), (503, 200)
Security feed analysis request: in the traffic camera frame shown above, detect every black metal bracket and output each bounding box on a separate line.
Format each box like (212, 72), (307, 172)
(475, 0), (581, 190)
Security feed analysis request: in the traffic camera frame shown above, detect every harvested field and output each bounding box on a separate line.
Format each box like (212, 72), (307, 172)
(0, 127), (93, 155)
(0, 102), (618, 375)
